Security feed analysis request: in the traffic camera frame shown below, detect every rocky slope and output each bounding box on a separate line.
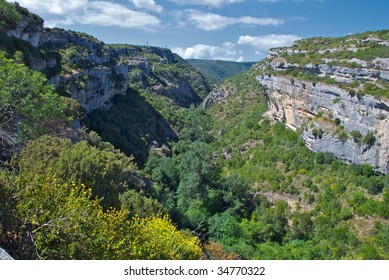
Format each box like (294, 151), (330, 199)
(1, 1), (210, 163)
(206, 31), (389, 174)
(2, 3), (209, 113)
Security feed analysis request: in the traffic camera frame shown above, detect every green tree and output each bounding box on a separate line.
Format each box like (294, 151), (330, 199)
(0, 0), (22, 31)
(0, 172), (202, 260)
(119, 189), (165, 218)
(18, 137), (138, 209)
(53, 141), (137, 209)
(18, 135), (72, 175)
(252, 200), (290, 243)
(289, 212), (313, 241)
(176, 141), (222, 227)
(0, 53), (74, 154)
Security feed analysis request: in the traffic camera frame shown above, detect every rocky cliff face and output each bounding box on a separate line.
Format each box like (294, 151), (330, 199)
(258, 74), (389, 173)
(1, 3), (210, 164)
(203, 83), (237, 109)
(5, 10), (209, 113)
(204, 31), (389, 173)
(255, 32), (389, 174)
(6, 8), (43, 48)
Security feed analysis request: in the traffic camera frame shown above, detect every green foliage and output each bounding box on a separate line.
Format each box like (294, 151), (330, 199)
(0, 53), (74, 163)
(197, 62), (389, 259)
(175, 140), (222, 227)
(119, 189), (165, 218)
(180, 106), (214, 143)
(289, 212), (313, 241)
(362, 131), (376, 146)
(1, 6), (388, 260)
(338, 130), (348, 142)
(85, 92), (178, 166)
(266, 30), (389, 98)
(0, 53), (71, 140)
(18, 136), (137, 209)
(0, 172), (202, 259)
(351, 130), (363, 144)
(54, 141), (136, 208)
(363, 82), (389, 99)
(0, 0), (22, 31)
(18, 135), (72, 175)
(252, 200), (290, 243)
(278, 30), (389, 63)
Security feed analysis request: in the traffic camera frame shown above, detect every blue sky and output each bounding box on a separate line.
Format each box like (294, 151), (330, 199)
(8, 0), (389, 61)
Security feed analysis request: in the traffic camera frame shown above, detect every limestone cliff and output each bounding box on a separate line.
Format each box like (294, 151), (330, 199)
(205, 31), (389, 174)
(3, 7), (209, 113)
(256, 32), (389, 174)
(1, 3), (210, 164)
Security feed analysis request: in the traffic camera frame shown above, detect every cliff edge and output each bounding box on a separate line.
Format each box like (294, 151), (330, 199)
(205, 31), (389, 173)
(257, 31), (389, 174)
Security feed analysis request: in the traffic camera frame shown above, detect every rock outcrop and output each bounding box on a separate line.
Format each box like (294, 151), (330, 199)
(5, 9), (209, 113)
(258, 74), (389, 174)
(0, 247), (13, 260)
(6, 7), (43, 48)
(203, 84), (237, 109)
(204, 31), (389, 174)
(255, 32), (389, 174)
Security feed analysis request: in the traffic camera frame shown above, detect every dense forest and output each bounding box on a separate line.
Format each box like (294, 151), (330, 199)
(0, 0), (388, 260)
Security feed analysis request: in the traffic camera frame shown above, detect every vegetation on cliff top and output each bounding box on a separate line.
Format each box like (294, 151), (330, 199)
(263, 30), (389, 99)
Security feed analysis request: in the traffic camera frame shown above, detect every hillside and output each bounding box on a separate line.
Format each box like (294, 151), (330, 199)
(258, 31), (389, 174)
(0, 1), (210, 165)
(206, 30), (389, 174)
(0, 1), (388, 260)
(186, 59), (255, 85)
(200, 31), (388, 259)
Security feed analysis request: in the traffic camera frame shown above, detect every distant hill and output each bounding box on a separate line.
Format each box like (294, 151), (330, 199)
(186, 59), (255, 84)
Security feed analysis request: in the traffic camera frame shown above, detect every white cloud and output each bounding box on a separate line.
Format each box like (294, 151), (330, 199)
(238, 34), (301, 53)
(7, 0), (87, 25)
(239, 16), (281, 25)
(82, 1), (161, 29)
(185, 10), (282, 31)
(168, 0), (245, 7)
(172, 42), (242, 61)
(129, 0), (163, 13)
(8, 0), (161, 29)
(186, 10), (232, 31)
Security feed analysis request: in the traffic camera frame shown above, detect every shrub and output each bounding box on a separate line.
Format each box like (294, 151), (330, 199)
(362, 131), (375, 146)
(0, 53), (72, 140)
(18, 137), (137, 209)
(350, 130), (362, 144)
(338, 130), (348, 142)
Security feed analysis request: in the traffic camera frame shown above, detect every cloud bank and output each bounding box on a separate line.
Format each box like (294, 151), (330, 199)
(10, 0), (161, 29)
(238, 34), (301, 53)
(184, 10), (282, 31)
(172, 42), (243, 61)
